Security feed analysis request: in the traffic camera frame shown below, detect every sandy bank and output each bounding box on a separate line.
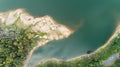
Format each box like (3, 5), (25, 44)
(0, 9), (73, 67)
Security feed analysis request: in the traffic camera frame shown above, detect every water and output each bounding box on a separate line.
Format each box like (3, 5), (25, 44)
(0, 0), (120, 66)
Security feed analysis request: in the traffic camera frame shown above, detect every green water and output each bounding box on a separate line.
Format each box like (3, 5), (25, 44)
(0, 0), (120, 66)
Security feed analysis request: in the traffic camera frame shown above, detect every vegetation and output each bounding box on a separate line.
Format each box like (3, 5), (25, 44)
(112, 59), (120, 67)
(36, 33), (120, 67)
(0, 11), (120, 67)
(0, 18), (46, 67)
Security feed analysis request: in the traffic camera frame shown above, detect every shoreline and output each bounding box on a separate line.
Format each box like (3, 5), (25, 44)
(19, 12), (73, 67)
(1, 9), (119, 67)
(17, 10), (73, 67)
(35, 23), (120, 66)
(23, 40), (49, 67)
(67, 22), (120, 61)
(0, 9), (73, 67)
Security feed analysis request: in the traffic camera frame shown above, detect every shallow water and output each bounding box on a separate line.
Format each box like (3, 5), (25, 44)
(0, 0), (120, 66)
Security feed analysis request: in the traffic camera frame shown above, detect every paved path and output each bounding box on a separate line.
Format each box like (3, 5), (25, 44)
(103, 53), (120, 66)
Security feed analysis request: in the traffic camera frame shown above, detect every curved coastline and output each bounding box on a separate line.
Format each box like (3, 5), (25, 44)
(35, 23), (120, 67)
(22, 14), (74, 67)
(0, 9), (73, 67)
(67, 22), (120, 61)
(1, 9), (119, 67)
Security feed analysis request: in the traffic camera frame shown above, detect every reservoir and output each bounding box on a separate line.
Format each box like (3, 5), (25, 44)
(0, 0), (120, 66)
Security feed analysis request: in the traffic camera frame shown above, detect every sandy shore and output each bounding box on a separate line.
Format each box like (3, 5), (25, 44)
(34, 58), (62, 67)
(24, 13), (120, 67)
(21, 13), (73, 67)
(2, 9), (119, 67)
(23, 40), (49, 67)
(34, 23), (120, 67)
(22, 10), (120, 67)
(34, 22), (120, 64)
(67, 23), (120, 61)
(0, 9), (73, 67)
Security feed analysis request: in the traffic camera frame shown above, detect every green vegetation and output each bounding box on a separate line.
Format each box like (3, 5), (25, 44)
(112, 59), (120, 67)
(0, 12), (120, 67)
(36, 34), (120, 67)
(0, 18), (46, 67)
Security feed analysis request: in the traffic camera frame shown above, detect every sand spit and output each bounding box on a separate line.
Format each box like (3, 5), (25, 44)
(0, 9), (73, 67)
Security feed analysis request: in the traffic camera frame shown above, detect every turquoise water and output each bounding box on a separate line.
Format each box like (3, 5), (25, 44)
(0, 0), (120, 66)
